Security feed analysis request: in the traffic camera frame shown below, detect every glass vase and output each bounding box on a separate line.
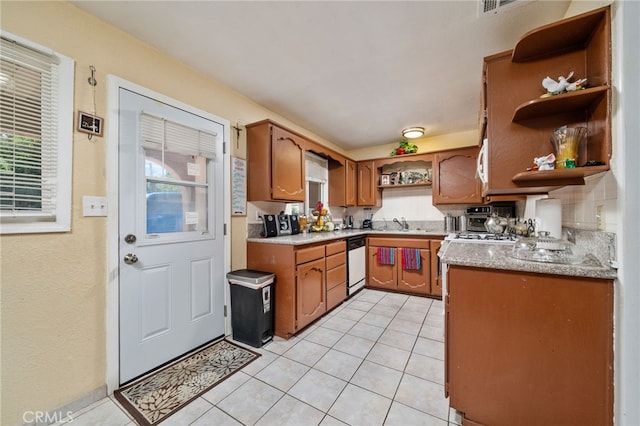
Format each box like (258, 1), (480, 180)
(551, 126), (587, 169)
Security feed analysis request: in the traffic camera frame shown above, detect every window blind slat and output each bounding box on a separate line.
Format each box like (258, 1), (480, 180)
(0, 38), (58, 70)
(140, 111), (217, 160)
(139, 112), (164, 151)
(0, 36), (58, 217)
(199, 132), (216, 159)
(165, 121), (200, 156)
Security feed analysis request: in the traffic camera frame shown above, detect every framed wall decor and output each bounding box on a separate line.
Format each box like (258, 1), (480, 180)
(380, 174), (391, 185)
(231, 157), (247, 216)
(77, 111), (103, 137)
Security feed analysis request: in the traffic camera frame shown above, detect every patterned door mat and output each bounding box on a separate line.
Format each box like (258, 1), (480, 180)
(115, 339), (260, 425)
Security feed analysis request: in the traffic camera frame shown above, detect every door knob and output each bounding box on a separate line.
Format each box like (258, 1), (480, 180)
(124, 253), (138, 264)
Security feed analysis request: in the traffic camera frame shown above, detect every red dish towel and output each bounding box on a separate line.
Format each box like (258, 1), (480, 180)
(376, 247), (395, 265)
(401, 248), (421, 270)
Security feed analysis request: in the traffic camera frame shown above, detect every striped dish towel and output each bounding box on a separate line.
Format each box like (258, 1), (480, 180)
(401, 248), (421, 270)
(376, 247), (395, 265)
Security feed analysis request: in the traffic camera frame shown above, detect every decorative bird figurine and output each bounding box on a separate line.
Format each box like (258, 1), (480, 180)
(542, 71), (574, 95)
(541, 71), (587, 97)
(566, 78), (587, 92)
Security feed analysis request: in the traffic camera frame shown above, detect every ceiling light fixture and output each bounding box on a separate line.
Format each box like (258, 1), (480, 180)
(402, 127), (425, 139)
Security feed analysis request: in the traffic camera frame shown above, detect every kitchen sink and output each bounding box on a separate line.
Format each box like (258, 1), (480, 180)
(373, 228), (435, 234)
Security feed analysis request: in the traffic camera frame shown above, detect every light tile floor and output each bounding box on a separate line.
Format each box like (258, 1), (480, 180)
(58, 289), (462, 426)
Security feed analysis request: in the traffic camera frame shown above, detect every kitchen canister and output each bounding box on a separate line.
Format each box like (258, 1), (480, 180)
(535, 198), (562, 238)
(444, 214), (455, 232)
(458, 215), (468, 232)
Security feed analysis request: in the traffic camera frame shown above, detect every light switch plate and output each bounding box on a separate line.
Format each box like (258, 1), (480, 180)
(83, 196), (108, 217)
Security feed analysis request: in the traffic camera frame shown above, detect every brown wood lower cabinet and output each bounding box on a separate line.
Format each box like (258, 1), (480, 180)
(445, 265), (613, 426)
(247, 240), (346, 338)
(367, 237), (442, 297)
(367, 244), (398, 291)
(429, 239), (443, 297)
(295, 250), (326, 331)
(325, 241), (347, 311)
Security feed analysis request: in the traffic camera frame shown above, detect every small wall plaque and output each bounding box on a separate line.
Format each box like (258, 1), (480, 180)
(77, 111), (103, 137)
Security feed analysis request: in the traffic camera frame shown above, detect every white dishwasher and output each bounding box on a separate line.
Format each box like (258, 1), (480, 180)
(347, 236), (366, 296)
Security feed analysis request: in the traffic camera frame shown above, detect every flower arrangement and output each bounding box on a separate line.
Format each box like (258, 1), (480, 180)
(390, 137), (418, 156)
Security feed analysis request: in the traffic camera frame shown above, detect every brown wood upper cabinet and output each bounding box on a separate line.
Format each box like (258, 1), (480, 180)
(357, 160), (380, 206)
(432, 146), (483, 205)
(246, 120), (306, 202)
(329, 159), (357, 207)
(482, 6), (611, 195)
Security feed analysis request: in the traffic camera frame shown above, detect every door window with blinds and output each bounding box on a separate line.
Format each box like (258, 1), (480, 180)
(139, 112), (216, 239)
(0, 33), (74, 234)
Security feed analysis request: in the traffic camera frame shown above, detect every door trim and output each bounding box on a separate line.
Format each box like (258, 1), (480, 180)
(105, 76), (231, 393)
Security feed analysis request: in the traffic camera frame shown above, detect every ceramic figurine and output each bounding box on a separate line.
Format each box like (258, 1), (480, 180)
(533, 153), (556, 171)
(541, 71), (586, 97)
(542, 71), (574, 95)
(566, 78), (587, 92)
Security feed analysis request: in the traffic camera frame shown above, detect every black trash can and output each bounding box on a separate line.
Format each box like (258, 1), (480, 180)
(227, 269), (276, 348)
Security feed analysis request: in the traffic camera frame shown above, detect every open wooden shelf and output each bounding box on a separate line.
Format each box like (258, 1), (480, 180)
(482, 5), (610, 195)
(512, 165), (609, 184)
(374, 152), (433, 168)
(511, 7), (609, 62)
(512, 86), (608, 122)
(378, 181), (432, 189)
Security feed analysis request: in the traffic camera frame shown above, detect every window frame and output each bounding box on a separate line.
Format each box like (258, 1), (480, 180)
(304, 151), (328, 216)
(0, 31), (74, 234)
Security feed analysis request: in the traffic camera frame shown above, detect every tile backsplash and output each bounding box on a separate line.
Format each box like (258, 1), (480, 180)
(247, 171), (618, 234)
(546, 171), (617, 232)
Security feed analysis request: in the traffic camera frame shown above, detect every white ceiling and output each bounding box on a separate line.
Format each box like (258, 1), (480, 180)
(71, 0), (570, 150)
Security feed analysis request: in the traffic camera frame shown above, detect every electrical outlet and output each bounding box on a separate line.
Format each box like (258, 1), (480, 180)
(596, 204), (605, 230)
(256, 210), (262, 221)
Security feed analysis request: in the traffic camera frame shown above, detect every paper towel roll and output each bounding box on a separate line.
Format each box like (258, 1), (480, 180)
(535, 198), (562, 238)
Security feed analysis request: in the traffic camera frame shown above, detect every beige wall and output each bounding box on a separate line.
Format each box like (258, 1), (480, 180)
(0, 2), (342, 424)
(346, 129), (477, 161)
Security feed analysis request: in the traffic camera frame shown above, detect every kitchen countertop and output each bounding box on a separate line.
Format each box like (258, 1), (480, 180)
(439, 240), (617, 280)
(247, 228), (449, 246)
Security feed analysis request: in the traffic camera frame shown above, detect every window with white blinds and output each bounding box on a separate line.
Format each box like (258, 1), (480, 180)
(140, 112), (216, 159)
(0, 32), (74, 234)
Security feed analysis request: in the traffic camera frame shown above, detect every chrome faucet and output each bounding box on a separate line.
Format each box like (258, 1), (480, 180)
(393, 217), (409, 231)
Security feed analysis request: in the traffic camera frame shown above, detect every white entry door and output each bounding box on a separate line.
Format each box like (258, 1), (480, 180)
(118, 88), (226, 383)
